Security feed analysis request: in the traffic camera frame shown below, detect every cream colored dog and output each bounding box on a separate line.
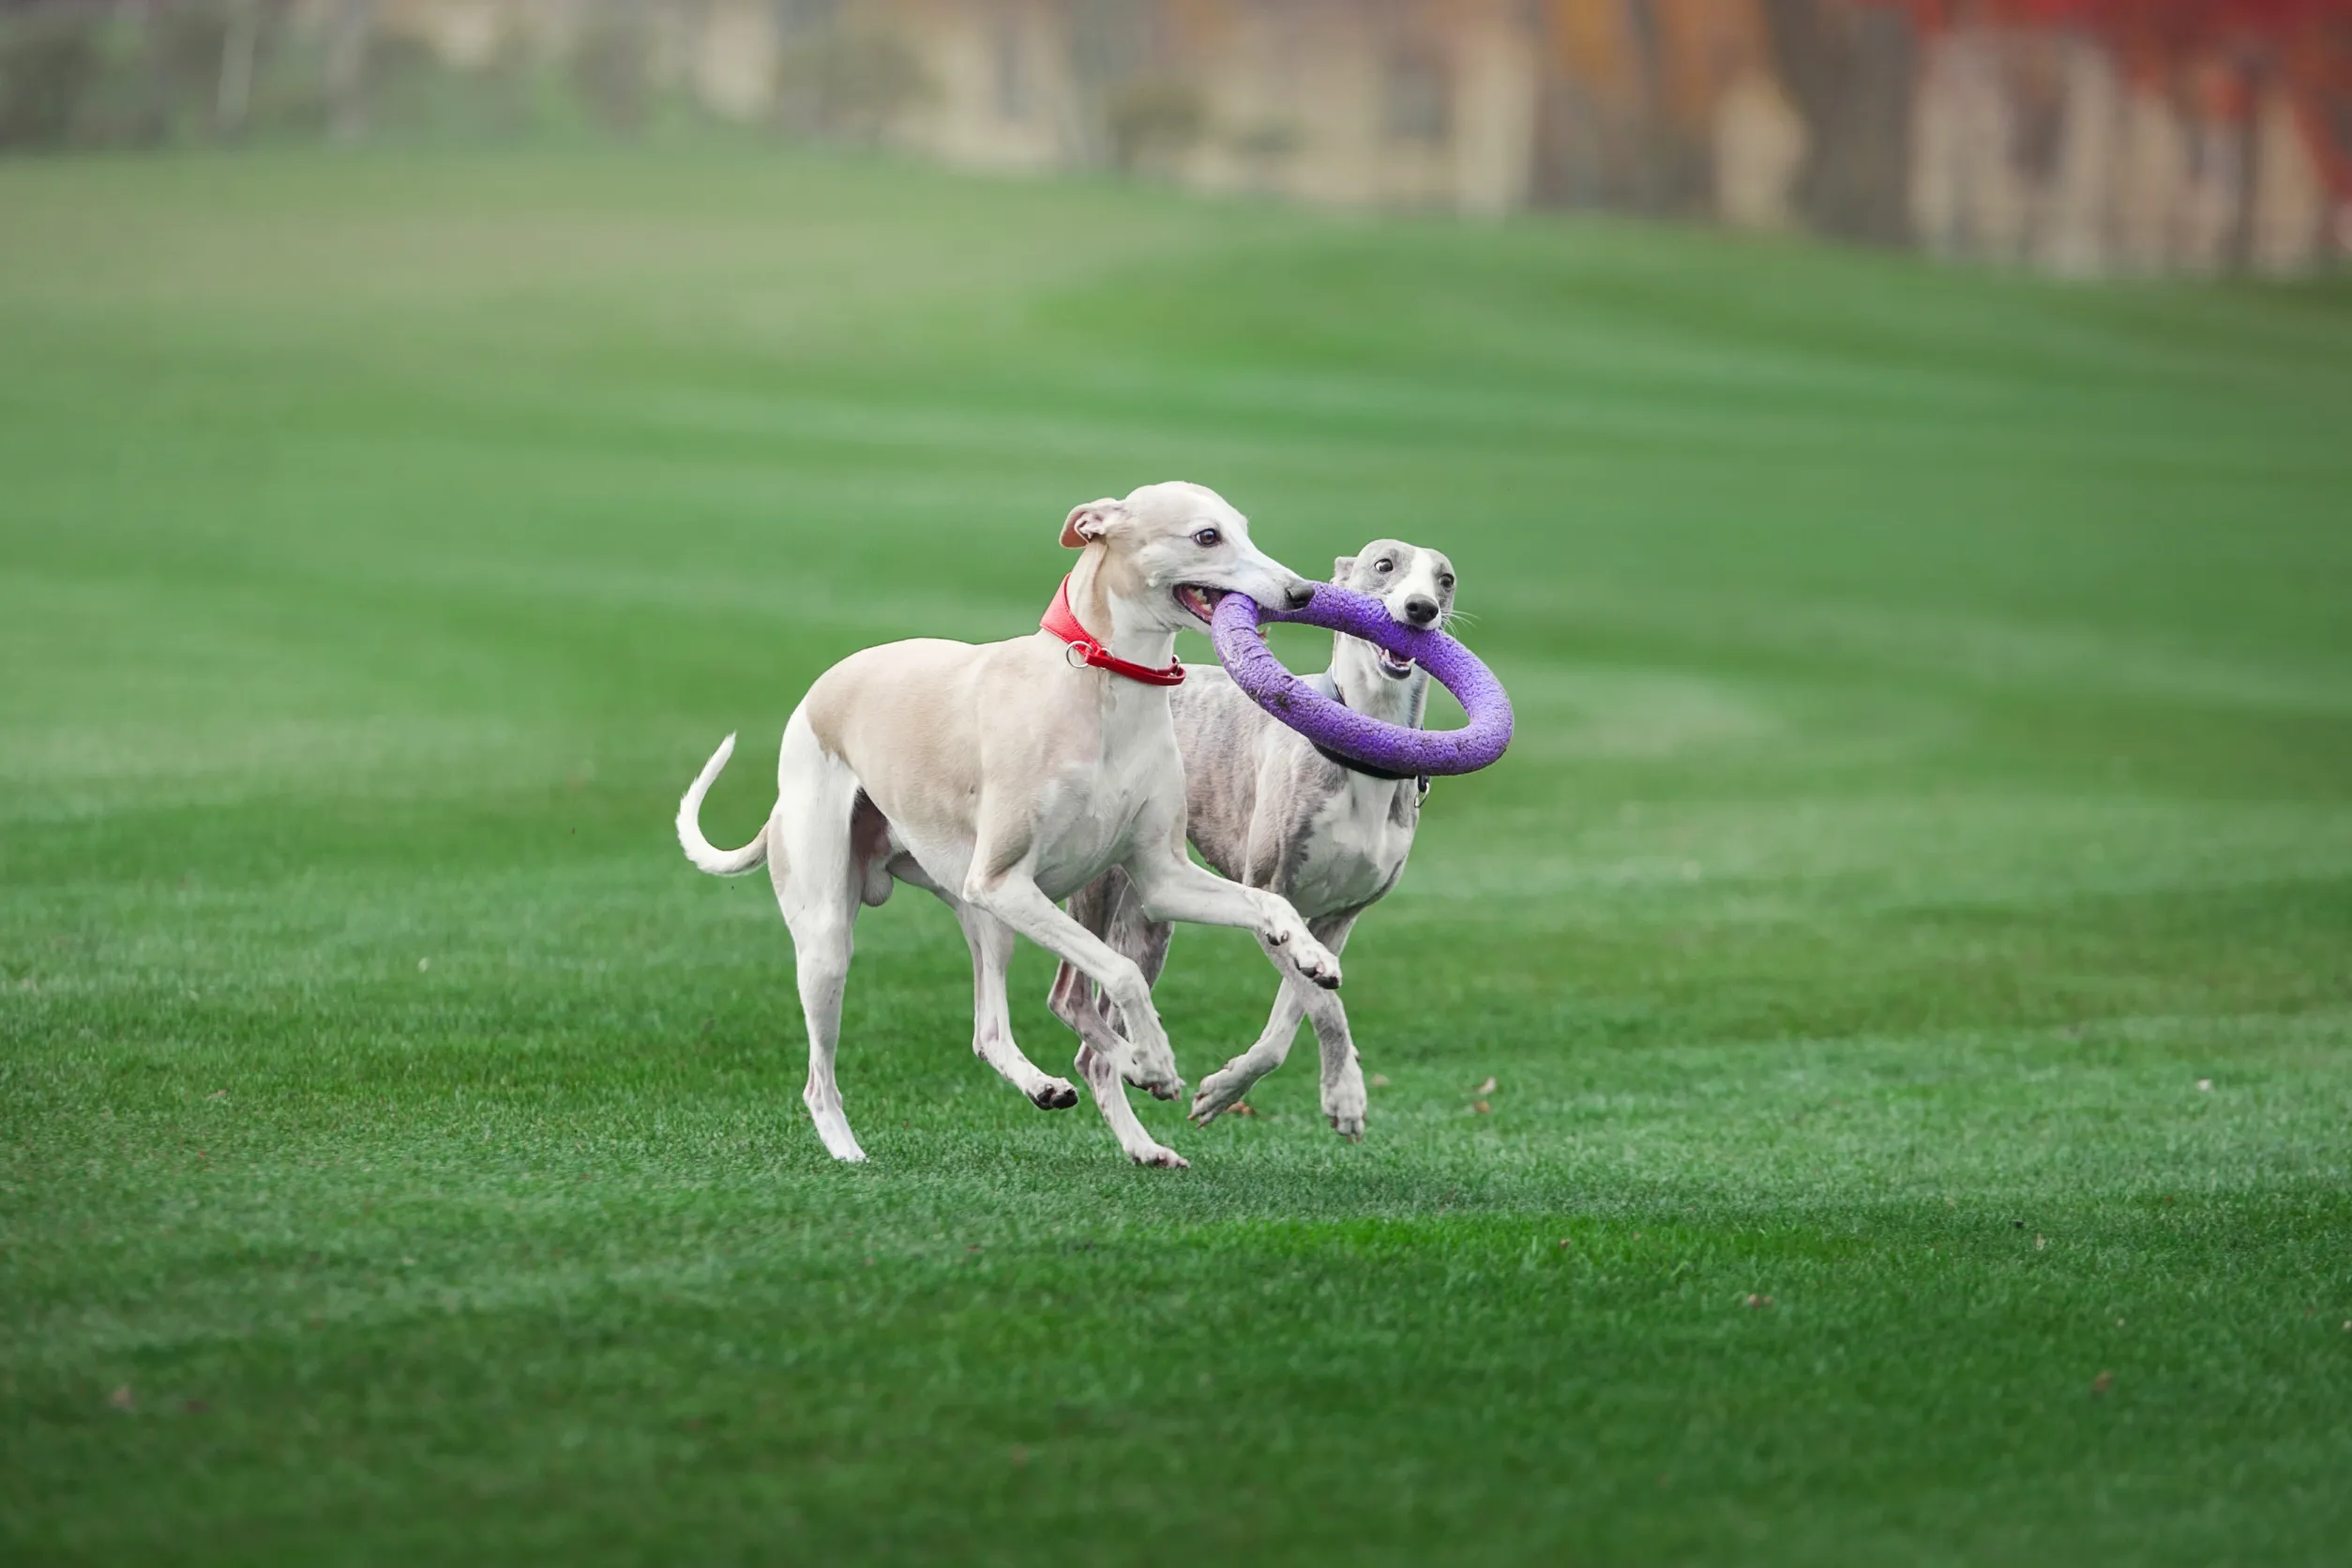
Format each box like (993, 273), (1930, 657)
(675, 482), (1343, 1168)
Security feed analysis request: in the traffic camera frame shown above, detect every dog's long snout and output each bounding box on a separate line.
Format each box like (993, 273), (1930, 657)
(1403, 595), (1440, 626)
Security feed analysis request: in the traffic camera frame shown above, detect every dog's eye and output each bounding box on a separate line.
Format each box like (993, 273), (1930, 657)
(1374, 557), (1394, 573)
(1439, 573), (1455, 591)
(1192, 528), (1222, 548)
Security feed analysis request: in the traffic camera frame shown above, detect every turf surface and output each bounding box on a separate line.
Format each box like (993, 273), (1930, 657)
(4, 147), (2350, 1565)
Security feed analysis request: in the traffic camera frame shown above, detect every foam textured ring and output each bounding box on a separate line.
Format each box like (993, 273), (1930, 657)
(1209, 583), (1514, 778)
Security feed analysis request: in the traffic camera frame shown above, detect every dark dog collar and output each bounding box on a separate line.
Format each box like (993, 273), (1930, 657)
(1308, 674), (1432, 795)
(1311, 739), (1431, 794)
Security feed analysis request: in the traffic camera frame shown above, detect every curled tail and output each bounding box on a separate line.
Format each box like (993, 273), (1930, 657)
(676, 732), (769, 876)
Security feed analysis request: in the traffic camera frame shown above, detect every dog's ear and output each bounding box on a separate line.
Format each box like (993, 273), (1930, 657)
(1331, 554), (1357, 584)
(1062, 499), (1121, 550)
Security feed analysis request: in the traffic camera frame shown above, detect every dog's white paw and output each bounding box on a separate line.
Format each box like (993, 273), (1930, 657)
(807, 1100), (867, 1162)
(1324, 1069), (1367, 1142)
(1113, 1026), (1186, 1103)
(1286, 936), (1343, 991)
(1189, 1063), (1256, 1126)
(1128, 1143), (1190, 1169)
(1120, 1056), (1185, 1101)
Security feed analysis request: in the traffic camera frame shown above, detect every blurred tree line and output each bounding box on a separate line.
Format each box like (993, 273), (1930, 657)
(0, 0), (705, 148)
(3, 0), (2344, 277)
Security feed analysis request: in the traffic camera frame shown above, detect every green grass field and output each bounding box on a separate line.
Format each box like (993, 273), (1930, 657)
(4, 147), (2350, 1565)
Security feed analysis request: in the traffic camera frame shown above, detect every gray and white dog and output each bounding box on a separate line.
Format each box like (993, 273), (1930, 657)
(1048, 540), (1456, 1138)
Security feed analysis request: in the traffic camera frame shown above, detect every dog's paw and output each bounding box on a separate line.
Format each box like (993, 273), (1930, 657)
(1111, 1013), (1186, 1102)
(1189, 1064), (1254, 1126)
(1324, 1063), (1367, 1141)
(1286, 938), (1343, 991)
(1129, 1143), (1190, 1169)
(1119, 1055), (1185, 1101)
(1029, 1078), (1080, 1111)
(1118, 1046), (1185, 1103)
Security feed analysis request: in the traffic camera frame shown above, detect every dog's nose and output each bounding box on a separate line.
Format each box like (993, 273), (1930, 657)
(1404, 595), (1440, 626)
(1283, 580), (1316, 611)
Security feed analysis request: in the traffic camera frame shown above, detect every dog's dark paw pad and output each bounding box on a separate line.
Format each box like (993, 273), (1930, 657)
(1032, 1082), (1080, 1110)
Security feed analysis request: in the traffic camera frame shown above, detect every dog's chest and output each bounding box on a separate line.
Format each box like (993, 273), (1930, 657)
(1285, 778), (1415, 916)
(1027, 688), (1178, 895)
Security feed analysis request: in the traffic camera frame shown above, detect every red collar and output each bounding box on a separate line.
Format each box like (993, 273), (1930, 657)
(1040, 577), (1186, 686)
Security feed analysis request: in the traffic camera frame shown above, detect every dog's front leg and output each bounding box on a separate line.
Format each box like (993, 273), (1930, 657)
(1126, 853), (1343, 992)
(1189, 981), (1304, 1127)
(949, 898), (1081, 1111)
(963, 870), (1190, 1168)
(1192, 912), (1364, 1135)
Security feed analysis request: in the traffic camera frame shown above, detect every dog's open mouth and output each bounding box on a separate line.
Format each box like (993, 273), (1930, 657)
(1173, 585), (1230, 625)
(1377, 647), (1417, 680)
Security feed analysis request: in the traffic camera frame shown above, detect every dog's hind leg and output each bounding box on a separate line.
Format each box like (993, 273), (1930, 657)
(950, 900), (1079, 1110)
(770, 711), (869, 1163)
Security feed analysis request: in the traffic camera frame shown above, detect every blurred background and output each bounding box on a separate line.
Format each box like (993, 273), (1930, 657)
(6, 0), (2350, 276)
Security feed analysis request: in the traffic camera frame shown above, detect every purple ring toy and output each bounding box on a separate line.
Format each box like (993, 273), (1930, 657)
(1209, 583), (1514, 778)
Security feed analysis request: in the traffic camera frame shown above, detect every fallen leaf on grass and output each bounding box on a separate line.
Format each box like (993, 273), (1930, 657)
(1473, 1077), (1497, 1095)
(1228, 1101), (1258, 1118)
(1011, 1445), (1030, 1468)
(184, 1399), (208, 1414)
(2196, 1078), (2212, 1093)
(1471, 1100), (1491, 1115)
(2091, 1371), (2114, 1395)
(1369, 1075), (1390, 1088)
(1743, 1293), (1773, 1309)
(108, 1386), (133, 1410)
(2035, 1234), (2047, 1250)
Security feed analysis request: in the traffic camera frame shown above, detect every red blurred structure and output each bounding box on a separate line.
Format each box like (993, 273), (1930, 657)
(1890, 0), (2352, 210)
